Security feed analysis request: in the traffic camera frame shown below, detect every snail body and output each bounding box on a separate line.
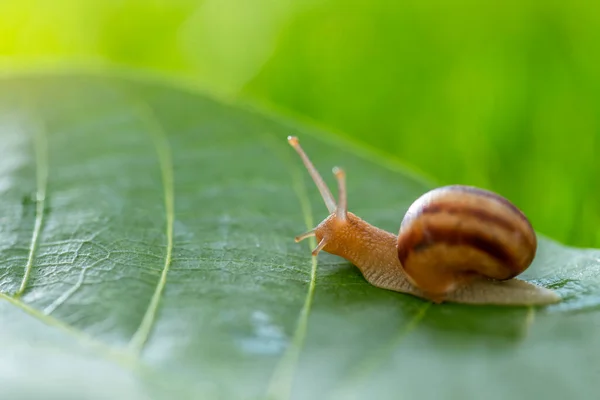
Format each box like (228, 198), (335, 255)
(287, 136), (560, 306)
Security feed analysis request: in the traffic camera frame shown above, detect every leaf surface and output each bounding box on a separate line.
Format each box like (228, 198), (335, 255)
(0, 73), (599, 400)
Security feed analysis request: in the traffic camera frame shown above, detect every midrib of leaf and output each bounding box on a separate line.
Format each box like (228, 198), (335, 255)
(126, 98), (175, 355)
(264, 134), (319, 400)
(15, 109), (48, 297)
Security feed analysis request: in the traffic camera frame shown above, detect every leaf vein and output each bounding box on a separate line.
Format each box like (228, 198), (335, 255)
(126, 98), (175, 356)
(264, 134), (319, 400)
(43, 255), (110, 315)
(15, 115), (49, 297)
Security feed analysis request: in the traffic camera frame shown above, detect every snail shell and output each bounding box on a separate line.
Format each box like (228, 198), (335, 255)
(397, 185), (537, 300)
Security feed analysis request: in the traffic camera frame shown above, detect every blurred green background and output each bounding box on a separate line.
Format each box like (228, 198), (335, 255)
(1, 0), (599, 248)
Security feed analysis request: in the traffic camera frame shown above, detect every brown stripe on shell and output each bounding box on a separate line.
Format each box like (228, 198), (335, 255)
(420, 203), (517, 233)
(397, 219), (534, 281)
(441, 185), (531, 226)
(400, 228), (515, 273)
(401, 185), (532, 230)
(399, 185), (537, 252)
(397, 184), (538, 292)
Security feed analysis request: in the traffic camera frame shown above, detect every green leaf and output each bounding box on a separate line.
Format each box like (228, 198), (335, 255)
(0, 72), (599, 400)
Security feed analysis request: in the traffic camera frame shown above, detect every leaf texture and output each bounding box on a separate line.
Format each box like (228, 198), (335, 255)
(0, 73), (599, 400)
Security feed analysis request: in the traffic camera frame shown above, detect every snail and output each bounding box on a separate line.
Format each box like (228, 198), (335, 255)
(287, 136), (560, 305)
